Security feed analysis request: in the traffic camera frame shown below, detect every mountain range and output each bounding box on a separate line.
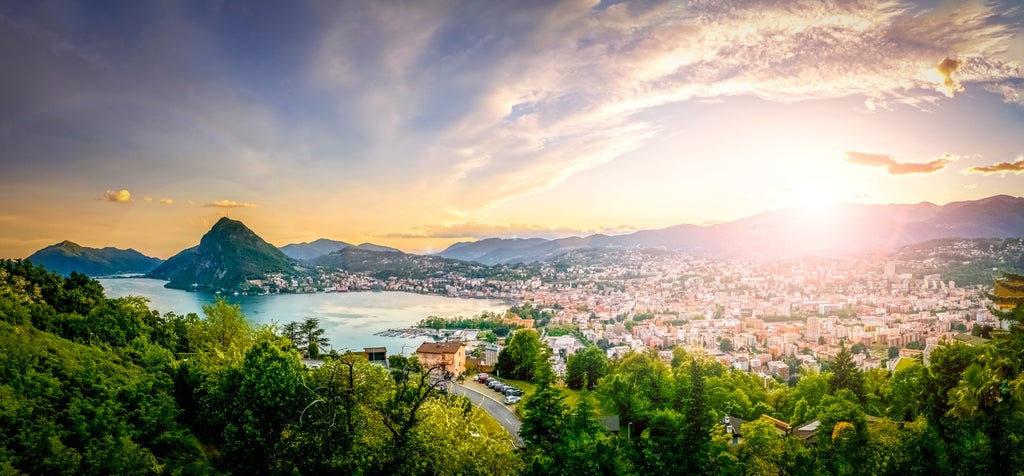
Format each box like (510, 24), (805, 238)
(24, 195), (1024, 288)
(26, 241), (163, 276)
(438, 195), (1024, 264)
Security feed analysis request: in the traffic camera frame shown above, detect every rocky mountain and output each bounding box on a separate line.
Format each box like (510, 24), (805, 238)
(438, 194), (1024, 264)
(147, 217), (296, 292)
(279, 239), (401, 261)
(26, 241), (163, 276)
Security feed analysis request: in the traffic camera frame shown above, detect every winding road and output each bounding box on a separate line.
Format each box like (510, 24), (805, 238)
(451, 382), (525, 448)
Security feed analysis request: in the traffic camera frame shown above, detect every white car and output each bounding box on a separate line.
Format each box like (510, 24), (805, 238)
(504, 395), (521, 405)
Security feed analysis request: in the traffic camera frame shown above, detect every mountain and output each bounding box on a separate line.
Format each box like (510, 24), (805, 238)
(312, 246), (489, 279)
(439, 195), (1024, 264)
(147, 217), (296, 292)
(279, 238), (352, 260)
(26, 241), (163, 276)
(279, 239), (401, 260)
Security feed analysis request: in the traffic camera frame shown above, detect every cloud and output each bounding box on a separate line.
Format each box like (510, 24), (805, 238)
(160, 198), (174, 205)
(144, 196), (153, 203)
(963, 158), (1024, 174)
(204, 200), (258, 209)
(380, 221), (637, 240)
(936, 57), (963, 98)
(844, 151), (957, 175)
(102, 189), (132, 203)
(310, 0), (1023, 212)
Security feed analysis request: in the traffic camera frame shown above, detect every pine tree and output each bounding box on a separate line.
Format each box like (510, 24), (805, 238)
(829, 344), (865, 402)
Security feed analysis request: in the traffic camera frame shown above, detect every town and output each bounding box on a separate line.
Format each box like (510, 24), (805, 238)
(271, 237), (1023, 379)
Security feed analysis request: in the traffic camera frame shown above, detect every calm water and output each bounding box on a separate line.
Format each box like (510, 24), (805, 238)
(98, 278), (507, 355)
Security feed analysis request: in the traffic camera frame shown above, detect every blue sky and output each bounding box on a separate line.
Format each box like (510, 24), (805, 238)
(1, 0), (1023, 258)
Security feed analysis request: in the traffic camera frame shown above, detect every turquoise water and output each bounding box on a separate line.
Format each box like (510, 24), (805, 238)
(98, 278), (507, 355)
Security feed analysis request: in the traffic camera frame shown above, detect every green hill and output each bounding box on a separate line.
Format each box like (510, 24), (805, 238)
(26, 241), (163, 276)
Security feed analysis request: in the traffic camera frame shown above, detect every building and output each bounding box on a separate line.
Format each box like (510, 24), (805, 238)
(416, 341), (467, 378)
(364, 347), (387, 366)
(806, 316), (820, 342)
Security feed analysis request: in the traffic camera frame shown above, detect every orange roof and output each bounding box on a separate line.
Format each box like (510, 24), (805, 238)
(416, 341), (465, 354)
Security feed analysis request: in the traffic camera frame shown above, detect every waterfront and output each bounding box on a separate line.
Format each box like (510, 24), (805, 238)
(98, 278), (507, 355)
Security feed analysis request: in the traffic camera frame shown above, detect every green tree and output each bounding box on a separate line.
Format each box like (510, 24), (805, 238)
(217, 339), (305, 474)
(736, 416), (809, 476)
(597, 350), (672, 436)
(496, 329), (547, 381)
(815, 389), (867, 475)
(566, 345), (609, 390)
(828, 345), (865, 402)
(719, 338), (734, 352)
(520, 368), (569, 451)
(681, 359), (711, 474)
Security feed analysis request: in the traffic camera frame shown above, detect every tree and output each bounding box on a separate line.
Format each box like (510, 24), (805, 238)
(566, 346), (609, 390)
(815, 389), (867, 475)
(828, 345), (865, 402)
(189, 298), (252, 362)
(681, 359), (711, 474)
(887, 346), (900, 360)
(736, 416), (809, 476)
(520, 369), (568, 450)
(719, 338), (734, 352)
(217, 340), (305, 474)
(299, 317), (329, 357)
(496, 329), (547, 381)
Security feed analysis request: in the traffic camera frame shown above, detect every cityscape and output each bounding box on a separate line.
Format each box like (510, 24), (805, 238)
(3, 0), (1024, 474)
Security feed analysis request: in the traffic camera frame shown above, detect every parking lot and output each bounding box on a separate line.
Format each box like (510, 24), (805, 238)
(463, 375), (522, 407)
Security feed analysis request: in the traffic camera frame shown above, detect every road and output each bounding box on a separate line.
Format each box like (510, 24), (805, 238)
(451, 382), (525, 448)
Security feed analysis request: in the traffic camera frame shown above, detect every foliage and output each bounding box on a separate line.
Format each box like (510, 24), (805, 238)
(417, 311), (519, 336)
(496, 329), (549, 382)
(829, 345), (865, 402)
(565, 345), (609, 390)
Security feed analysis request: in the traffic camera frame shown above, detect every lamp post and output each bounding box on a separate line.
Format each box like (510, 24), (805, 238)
(627, 421), (633, 439)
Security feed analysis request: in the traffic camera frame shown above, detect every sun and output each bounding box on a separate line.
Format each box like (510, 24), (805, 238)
(788, 185), (844, 216)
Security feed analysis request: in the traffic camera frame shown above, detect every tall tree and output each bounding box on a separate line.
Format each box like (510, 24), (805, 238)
(681, 359), (711, 474)
(217, 340), (305, 474)
(496, 329), (547, 381)
(828, 344), (865, 402)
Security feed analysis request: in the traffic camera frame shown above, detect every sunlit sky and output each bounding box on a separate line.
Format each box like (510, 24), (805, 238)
(2, 0), (1023, 259)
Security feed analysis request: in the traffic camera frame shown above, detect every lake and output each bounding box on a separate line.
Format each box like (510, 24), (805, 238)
(98, 278), (508, 355)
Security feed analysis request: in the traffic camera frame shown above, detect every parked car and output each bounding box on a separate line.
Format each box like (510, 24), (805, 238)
(503, 387), (523, 397)
(504, 395), (521, 405)
(487, 380), (501, 389)
(493, 383), (508, 392)
(476, 374), (489, 383)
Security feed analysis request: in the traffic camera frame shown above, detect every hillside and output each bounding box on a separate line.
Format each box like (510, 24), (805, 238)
(312, 246), (490, 280)
(147, 217), (296, 292)
(26, 240), (163, 276)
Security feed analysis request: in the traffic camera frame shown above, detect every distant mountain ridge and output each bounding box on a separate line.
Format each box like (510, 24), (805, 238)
(279, 238), (400, 260)
(438, 194), (1024, 264)
(279, 238), (352, 260)
(147, 217), (296, 292)
(26, 241), (163, 276)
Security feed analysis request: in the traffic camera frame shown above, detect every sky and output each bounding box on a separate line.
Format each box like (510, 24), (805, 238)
(1, 0), (1023, 259)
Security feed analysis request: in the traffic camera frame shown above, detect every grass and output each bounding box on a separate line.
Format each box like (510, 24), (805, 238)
(472, 406), (511, 439)
(500, 378), (588, 408)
